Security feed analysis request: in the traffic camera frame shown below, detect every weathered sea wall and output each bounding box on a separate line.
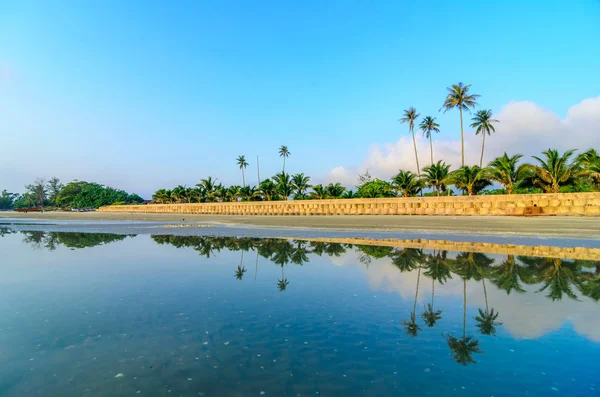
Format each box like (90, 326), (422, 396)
(99, 192), (600, 216)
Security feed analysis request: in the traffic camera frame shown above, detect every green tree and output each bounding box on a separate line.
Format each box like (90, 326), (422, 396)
(399, 107), (421, 176)
(441, 82), (480, 167)
(577, 149), (600, 191)
(391, 170), (422, 197)
(447, 165), (491, 196)
(421, 161), (451, 196)
(470, 109), (499, 167)
(258, 179), (278, 201)
(310, 184), (328, 200)
(46, 177), (64, 207)
(279, 145), (291, 173)
(292, 173), (311, 199)
(152, 189), (172, 203)
(25, 178), (47, 209)
(197, 176), (218, 201)
(487, 153), (529, 194)
(237, 155), (249, 187)
(419, 116), (440, 165)
(326, 183), (346, 198)
(422, 250), (451, 327)
(273, 172), (293, 200)
(357, 179), (394, 198)
(524, 149), (580, 193)
(0, 190), (18, 210)
(403, 264), (422, 337)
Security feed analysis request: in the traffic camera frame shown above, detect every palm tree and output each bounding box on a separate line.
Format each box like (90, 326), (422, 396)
(237, 185), (257, 202)
(441, 82), (480, 167)
(258, 179), (278, 201)
(447, 165), (491, 196)
(171, 185), (187, 203)
(490, 255), (528, 294)
(310, 184), (328, 200)
(292, 173), (311, 198)
(445, 277), (483, 365)
(342, 190), (358, 199)
(524, 149), (580, 193)
(421, 161), (451, 196)
(419, 116), (440, 165)
(487, 153), (528, 194)
(399, 107), (421, 176)
(279, 145), (291, 173)
(325, 183), (346, 198)
(403, 263), (422, 337)
(470, 109), (499, 167)
(391, 170), (422, 197)
(236, 155), (249, 187)
(577, 148), (600, 191)
(273, 172), (293, 200)
(422, 250), (451, 327)
(152, 189), (172, 204)
(474, 308), (502, 336)
(197, 177), (218, 201)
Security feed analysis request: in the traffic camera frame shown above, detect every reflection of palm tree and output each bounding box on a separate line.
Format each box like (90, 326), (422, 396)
(445, 278), (483, 365)
(235, 265), (246, 280)
(391, 248), (425, 272)
(474, 308), (502, 336)
(422, 250), (449, 327)
(518, 256), (584, 301)
(490, 255), (529, 294)
(403, 264), (422, 337)
(278, 265), (289, 291)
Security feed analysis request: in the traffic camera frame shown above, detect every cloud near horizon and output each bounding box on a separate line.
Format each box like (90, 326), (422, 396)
(325, 96), (600, 186)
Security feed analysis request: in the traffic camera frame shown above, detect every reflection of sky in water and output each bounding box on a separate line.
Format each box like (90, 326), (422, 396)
(0, 232), (598, 396)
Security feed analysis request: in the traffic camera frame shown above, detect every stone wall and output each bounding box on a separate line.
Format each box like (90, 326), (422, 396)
(99, 192), (600, 216)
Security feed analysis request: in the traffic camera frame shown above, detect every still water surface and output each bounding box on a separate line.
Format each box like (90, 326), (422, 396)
(0, 229), (599, 396)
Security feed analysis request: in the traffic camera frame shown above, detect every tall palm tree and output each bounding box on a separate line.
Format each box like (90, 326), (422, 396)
(441, 82), (480, 166)
(524, 149), (580, 193)
(399, 107), (421, 176)
(236, 155), (249, 187)
(403, 264), (422, 337)
(279, 145), (291, 173)
(419, 116), (440, 165)
(421, 160), (451, 196)
(292, 173), (311, 199)
(470, 109), (499, 167)
(577, 148), (600, 191)
(391, 170), (423, 197)
(487, 153), (528, 194)
(447, 165), (491, 196)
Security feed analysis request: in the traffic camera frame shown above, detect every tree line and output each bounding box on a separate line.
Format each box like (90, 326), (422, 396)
(0, 178), (143, 210)
(152, 147), (599, 204)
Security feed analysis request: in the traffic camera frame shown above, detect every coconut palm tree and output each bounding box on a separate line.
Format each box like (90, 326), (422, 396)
(197, 177), (218, 201)
(470, 109), (499, 167)
(447, 165), (492, 196)
(422, 250), (451, 327)
(577, 148), (600, 191)
(441, 82), (480, 167)
(326, 183), (346, 198)
(474, 308), (501, 336)
(152, 189), (172, 204)
(258, 179), (278, 201)
(419, 116), (440, 165)
(342, 190), (358, 199)
(391, 248), (425, 272)
(421, 161), (451, 196)
(171, 185), (187, 203)
(292, 173), (311, 199)
(310, 184), (328, 200)
(279, 145), (291, 173)
(490, 255), (529, 294)
(403, 264), (422, 337)
(519, 256), (584, 301)
(235, 251), (247, 280)
(236, 155), (249, 187)
(524, 149), (580, 193)
(399, 107), (421, 176)
(273, 172), (293, 200)
(237, 185), (257, 202)
(487, 153), (529, 194)
(391, 170), (423, 197)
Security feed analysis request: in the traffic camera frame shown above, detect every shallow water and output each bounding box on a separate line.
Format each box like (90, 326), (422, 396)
(0, 229), (599, 396)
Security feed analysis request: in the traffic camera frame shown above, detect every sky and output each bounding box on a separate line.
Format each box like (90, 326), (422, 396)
(1, 0), (599, 198)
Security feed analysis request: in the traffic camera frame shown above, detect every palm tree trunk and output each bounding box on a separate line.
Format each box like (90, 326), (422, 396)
(482, 278), (489, 313)
(480, 132), (486, 167)
(463, 278), (467, 339)
(255, 250), (259, 280)
(283, 157), (286, 173)
(431, 278), (435, 309)
(242, 169), (245, 187)
(257, 155), (261, 185)
(412, 128), (421, 176)
(429, 135), (434, 166)
(460, 108), (465, 167)
(413, 266), (421, 315)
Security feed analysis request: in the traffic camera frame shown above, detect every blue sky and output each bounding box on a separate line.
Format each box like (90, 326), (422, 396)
(1, 0), (599, 197)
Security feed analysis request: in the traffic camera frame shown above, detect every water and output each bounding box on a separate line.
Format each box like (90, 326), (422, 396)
(1, 228), (599, 396)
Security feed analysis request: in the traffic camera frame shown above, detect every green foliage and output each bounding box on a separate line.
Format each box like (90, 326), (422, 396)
(357, 178), (395, 198)
(447, 166), (491, 196)
(56, 181), (143, 208)
(0, 190), (19, 210)
(521, 149), (581, 193)
(421, 161), (451, 195)
(391, 170), (423, 197)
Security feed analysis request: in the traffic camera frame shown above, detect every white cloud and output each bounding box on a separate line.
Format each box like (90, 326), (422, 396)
(325, 97), (600, 184)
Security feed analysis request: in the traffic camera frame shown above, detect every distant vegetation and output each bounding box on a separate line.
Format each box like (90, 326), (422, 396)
(0, 178), (143, 210)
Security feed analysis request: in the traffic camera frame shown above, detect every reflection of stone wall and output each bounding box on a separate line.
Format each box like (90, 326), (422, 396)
(290, 237), (600, 261)
(99, 192), (600, 216)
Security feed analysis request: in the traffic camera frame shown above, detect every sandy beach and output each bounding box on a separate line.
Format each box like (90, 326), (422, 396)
(1, 211), (599, 239)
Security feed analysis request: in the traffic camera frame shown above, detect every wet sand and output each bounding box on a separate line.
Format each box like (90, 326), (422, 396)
(1, 211), (599, 239)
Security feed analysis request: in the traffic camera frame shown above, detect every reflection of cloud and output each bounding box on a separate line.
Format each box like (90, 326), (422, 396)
(326, 97), (600, 184)
(329, 249), (600, 342)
